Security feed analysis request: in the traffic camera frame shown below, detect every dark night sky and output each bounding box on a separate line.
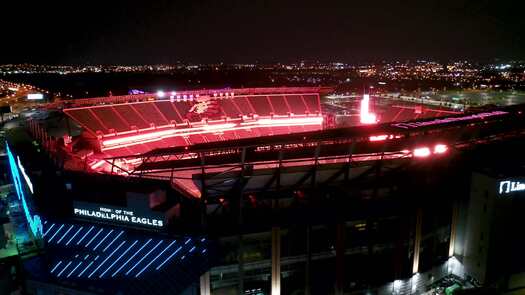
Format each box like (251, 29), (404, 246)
(1, 0), (524, 64)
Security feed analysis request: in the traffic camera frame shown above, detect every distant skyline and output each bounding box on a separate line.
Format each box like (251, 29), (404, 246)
(0, 59), (523, 67)
(1, 0), (524, 64)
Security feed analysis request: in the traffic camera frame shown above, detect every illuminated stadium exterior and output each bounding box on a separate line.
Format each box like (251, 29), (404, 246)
(5, 86), (525, 294)
(28, 87), (465, 199)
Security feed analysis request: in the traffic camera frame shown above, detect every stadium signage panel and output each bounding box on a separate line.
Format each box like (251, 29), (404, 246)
(73, 201), (164, 228)
(391, 111), (508, 129)
(499, 180), (525, 195)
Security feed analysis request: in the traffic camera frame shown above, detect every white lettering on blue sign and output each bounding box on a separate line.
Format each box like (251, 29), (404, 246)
(73, 207), (164, 228)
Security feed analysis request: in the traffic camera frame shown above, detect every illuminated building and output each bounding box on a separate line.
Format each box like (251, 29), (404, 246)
(452, 168), (525, 291)
(4, 87), (525, 294)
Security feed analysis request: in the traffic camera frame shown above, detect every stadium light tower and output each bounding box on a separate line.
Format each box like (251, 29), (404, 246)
(360, 94), (377, 124)
(156, 90), (165, 98)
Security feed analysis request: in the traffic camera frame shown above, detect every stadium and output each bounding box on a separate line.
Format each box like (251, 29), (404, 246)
(4, 86), (525, 294)
(28, 87), (458, 198)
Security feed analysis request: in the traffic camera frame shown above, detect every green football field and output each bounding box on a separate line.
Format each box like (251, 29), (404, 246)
(425, 90), (525, 107)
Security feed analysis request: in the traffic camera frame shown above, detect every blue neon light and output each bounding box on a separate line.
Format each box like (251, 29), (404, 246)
(102, 231), (124, 252)
(66, 226), (84, 246)
(56, 225), (75, 244)
(99, 240), (138, 278)
(76, 226), (94, 245)
(155, 245), (182, 270)
(93, 229), (114, 250)
(77, 261), (95, 277)
(125, 240), (163, 276)
(67, 261), (83, 278)
(57, 261), (73, 277)
(50, 261), (63, 273)
(17, 155), (34, 194)
(88, 241), (126, 278)
(45, 220), (206, 281)
(78, 255), (99, 278)
(111, 239), (152, 277)
(43, 224), (55, 237)
(48, 224), (65, 243)
(85, 228), (104, 247)
(6, 143), (42, 237)
(135, 240), (177, 278)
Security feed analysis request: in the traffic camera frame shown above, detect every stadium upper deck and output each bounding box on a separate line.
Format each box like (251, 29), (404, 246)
(22, 87), (328, 176)
(61, 87), (324, 158)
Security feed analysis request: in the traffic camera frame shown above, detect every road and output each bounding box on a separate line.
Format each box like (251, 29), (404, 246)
(0, 80), (52, 114)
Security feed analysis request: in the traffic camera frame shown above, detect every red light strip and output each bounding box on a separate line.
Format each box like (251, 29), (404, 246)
(101, 116), (323, 150)
(369, 134), (402, 142)
(369, 135), (389, 141)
